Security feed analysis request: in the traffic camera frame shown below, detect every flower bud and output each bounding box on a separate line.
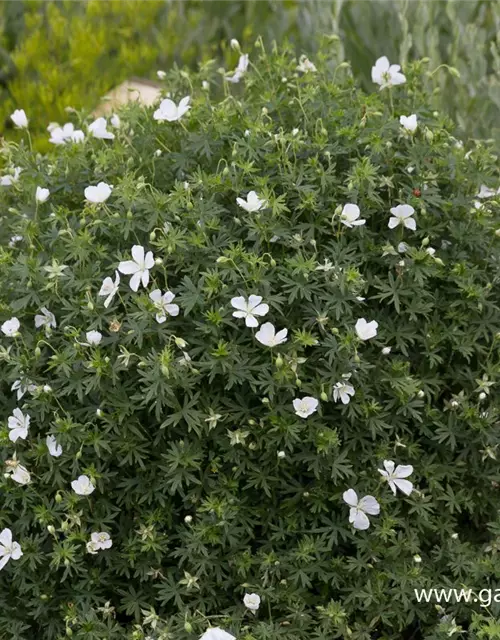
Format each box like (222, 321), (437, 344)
(277, 451), (286, 459)
(479, 392), (487, 401)
(320, 391), (328, 402)
(495, 229), (500, 237)
(230, 38), (240, 51)
(184, 621), (193, 633)
(425, 129), (434, 143)
(413, 554), (422, 563)
(75, 451), (82, 459)
(55, 492), (63, 503)
(96, 408), (103, 417)
(35, 346), (41, 358)
(296, 378), (302, 387)
(275, 354), (283, 368)
(261, 397), (269, 404)
(184, 515), (193, 524)
(382, 347), (391, 355)
(47, 525), (56, 535)
(149, 231), (156, 241)
(417, 390), (425, 398)
(154, 257), (163, 266)
(175, 337), (187, 348)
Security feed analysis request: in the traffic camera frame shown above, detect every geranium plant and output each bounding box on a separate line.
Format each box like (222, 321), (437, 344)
(0, 40), (499, 640)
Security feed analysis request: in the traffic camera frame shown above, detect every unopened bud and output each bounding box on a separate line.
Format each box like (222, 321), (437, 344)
(149, 231), (156, 241)
(417, 390), (425, 398)
(55, 492), (63, 503)
(47, 525), (56, 535)
(320, 391), (328, 402)
(275, 354), (283, 368)
(35, 346), (41, 358)
(230, 38), (240, 51)
(184, 515), (193, 524)
(175, 337), (187, 348)
(479, 392), (487, 401)
(154, 257), (163, 266)
(277, 451), (286, 459)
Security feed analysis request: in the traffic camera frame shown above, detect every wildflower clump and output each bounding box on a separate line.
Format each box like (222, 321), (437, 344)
(0, 41), (499, 639)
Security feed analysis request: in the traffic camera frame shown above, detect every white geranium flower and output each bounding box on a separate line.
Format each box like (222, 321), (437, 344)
(84, 181), (112, 204)
(293, 396), (319, 418)
(85, 330), (102, 346)
(355, 318), (378, 341)
(49, 122), (85, 145)
(9, 235), (23, 247)
(0, 528), (23, 570)
(35, 187), (50, 203)
(231, 295), (269, 327)
(35, 307), (56, 330)
(255, 322), (287, 347)
(118, 245), (154, 292)
(1, 317), (20, 337)
(8, 408), (30, 442)
(477, 184), (497, 199)
(333, 381), (355, 404)
(149, 290), (180, 323)
(157, 70), (167, 80)
(296, 54), (317, 73)
(71, 474), (95, 496)
(86, 540), (99, 555)
(343, 488), (380, 530)
(340, 203), (366, 228)
(99, 271), (120, 308)
(389, 204), (416, 230)
(88, 117), (115, 140)
(227, 54), (249, 83)
(243, 592), (261, 611)
(378, 460), (414, 496)
(10, 109), (28, 129)
(153, 96), (191, 122)
(236, 190), (267, 212)
(110, 114), (121, 128)
(199, 629), (236, 640)
(11, 379), (36, 400)
(400, 114), (418, 133)
(0, 166), (22, 186)
(371, 56), (406, 89)
(9, 463), (31, 485)
(46, 435), (63, 457)
(88, 531), (112, 552)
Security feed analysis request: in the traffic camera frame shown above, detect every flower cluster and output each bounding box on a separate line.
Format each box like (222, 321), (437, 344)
(0, 43), (498, 640)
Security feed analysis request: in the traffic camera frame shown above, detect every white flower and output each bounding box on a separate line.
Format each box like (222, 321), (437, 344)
(477, 184), (497, 199)
(35, 187), (50, 203)
(89, 531), (112, 551)
(71, 474), (95, 496)
(389, 204), (416, 230)
(86, 540), (99, 555)
(1, 317), (20, 337)
(227, 54), (249, 83)
(236, 190), (267, 212)
(0, 167), (22, 186)
(0, 528), (23, 570)
(371, 56), (406, 89)
(84, 181), (112, 204)
(35, 307), (56, 330)
(296, 54), (317, 73)
(49, 122), (85, 145)
(9, 235), (23, 247)
(277, 450), (286, 459)
(343, 488), (380, 530)
(400, 114), (418, 133)
(10, 109), (28, 129)
(230, 38), (240, 50)
(340, 203), (366, 228)
(378, 460), (414, 496)
(84, 330), (102, 346)
(9, 463), (31, 485)
(426, 247), (436, 257)
(118, 245), (155, 292)
(99, 271), (120, 308)
(397, 242), (408, 253)
(153, 96), (191, 122)
(293, 396), (319, 418)
(243, 592), (261, 611)
(355, 318), (378, 341)
(88, 117), (115, 140)
(255, 322), (287, 347)
(11, 379), (36, 400)
(231, 295), (269, 327)
(382, 346), (392, 355)
(149, 290), (180, 323)
(157, 70), (167, 79)
(110, 114), (121, 128)
(46, 435), (63, 457)
(333, 381), (355, 404)
(199, 629), (236, 640)
(8, 408), (30, 443)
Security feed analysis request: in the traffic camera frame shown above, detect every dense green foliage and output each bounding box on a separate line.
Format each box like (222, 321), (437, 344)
(1, 40), (500, 640)
(0, 0), (499, 148)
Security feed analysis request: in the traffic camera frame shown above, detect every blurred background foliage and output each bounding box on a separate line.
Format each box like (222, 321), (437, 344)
(0, 0), (499, 150)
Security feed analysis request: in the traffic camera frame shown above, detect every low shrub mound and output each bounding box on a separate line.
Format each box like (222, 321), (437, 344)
(0, 41), (499, 640)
